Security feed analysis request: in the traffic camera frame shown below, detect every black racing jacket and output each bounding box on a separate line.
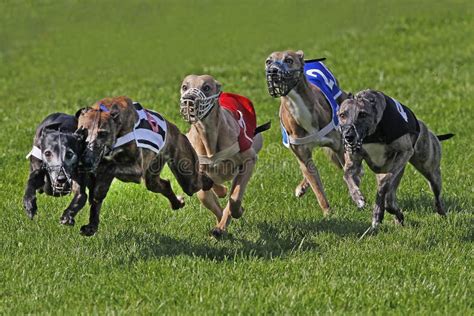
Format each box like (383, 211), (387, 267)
(363, 95), (420, 144)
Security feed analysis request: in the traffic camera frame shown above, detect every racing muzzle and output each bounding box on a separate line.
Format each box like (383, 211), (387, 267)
(80, 142), (112, 173)
(339, 124), (363, 154)
(266, 62), (303, 97)
(45, 164), (72, 195)
(180, 88), (220, 123)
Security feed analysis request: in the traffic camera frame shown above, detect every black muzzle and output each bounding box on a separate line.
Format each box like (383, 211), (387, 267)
(266, 62), (303, 97)
(339, 124), (363, 153)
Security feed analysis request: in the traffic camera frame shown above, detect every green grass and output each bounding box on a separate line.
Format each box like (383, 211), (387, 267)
(1, 0), (473, 314)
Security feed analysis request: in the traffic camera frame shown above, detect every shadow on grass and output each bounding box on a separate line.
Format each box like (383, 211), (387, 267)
(400, 193), (470, 213)
(105, 217), (368, 263)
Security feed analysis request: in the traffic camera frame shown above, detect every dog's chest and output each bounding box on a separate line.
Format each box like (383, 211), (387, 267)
(362, 143), (389, 168)
(286, 91), (316, 133)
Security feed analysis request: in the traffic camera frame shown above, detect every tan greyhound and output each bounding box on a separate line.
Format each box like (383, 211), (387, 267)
(265, 50), (355, 215)
(179, 75), (270, 237)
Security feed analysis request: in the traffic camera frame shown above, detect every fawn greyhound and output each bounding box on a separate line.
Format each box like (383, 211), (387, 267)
(265, 50), (355, 215)
(180, 74), (270, 237)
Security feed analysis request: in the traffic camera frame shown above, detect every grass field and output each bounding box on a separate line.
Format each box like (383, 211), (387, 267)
(1, 0), (473, 314)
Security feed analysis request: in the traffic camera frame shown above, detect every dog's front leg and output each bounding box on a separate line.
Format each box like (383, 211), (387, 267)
(23, 169), (46, 219)
(291, 144), (330, 215)
(217, 152), (257, 236)
(59, 176), (88, 226)
(372, 151), (413, 228)
(80, 174), (114, 236)
(343, 152), (365, 209)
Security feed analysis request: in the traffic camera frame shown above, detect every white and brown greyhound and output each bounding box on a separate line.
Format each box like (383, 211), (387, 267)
(265, 50), (357, 215)
(180, 75), (270, 237)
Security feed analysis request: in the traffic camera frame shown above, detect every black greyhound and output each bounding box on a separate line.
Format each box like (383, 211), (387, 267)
(23, 113), (88, 225)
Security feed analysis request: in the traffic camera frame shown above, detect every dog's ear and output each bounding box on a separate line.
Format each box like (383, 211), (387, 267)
(74, 127), (88, 142)
(295, 50), (304, 62)
(214, 80), (222, 93)
(110, 104), (120, 121)
(75, 107), (91, 119)
(347, 92), (354, 99)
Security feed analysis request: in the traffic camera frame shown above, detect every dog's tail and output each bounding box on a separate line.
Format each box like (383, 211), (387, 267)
(255, 121), (272, 135)
(437, 133), (455, 141)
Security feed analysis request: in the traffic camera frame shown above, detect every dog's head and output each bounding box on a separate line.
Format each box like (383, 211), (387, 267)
(179, 74), (221, 123)
(39, 126), (86, 194)
(337, 90), (385, 153)
(265, 50), (305, 97)
(76, 97), (128, 172)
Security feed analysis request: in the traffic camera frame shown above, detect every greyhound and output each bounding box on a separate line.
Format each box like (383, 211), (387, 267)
(76, 96), (213, 236)
(265, 50), (354, 215)
(180, 74), (270, 237)
(23, 113), (87, 225)
(337, 89), (454, 230)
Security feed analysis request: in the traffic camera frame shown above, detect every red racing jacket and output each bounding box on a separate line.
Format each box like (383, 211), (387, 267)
(218, 92), (257, 152)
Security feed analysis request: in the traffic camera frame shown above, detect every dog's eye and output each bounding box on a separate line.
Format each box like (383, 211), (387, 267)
(359, 112), (368, 119)
(65, 150), (75, 160)
(182, 84), (188, 91)
(44, 150), (52, 158)
(265, 59), (272, 66)
(97, 130), (109, 138)
(203, 85), (211, 92)
(338, 112), (346, 119)
(284, 58), (293, 65)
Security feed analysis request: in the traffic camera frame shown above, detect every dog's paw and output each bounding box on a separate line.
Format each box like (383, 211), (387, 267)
(356, 197), (366, 209)
(171, 196), (185, 210)
(24, 208), (37, 220)
(210, 227), (227, 239)
(394, 212), (404, 226)
(231, 206), (244, 219)
(59, 214), (75, 226)
(80, 224), (98, 236)
(295, 182), (310, 198)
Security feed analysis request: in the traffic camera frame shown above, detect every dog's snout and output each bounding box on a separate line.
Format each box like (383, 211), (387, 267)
(56, 173), (67, 184)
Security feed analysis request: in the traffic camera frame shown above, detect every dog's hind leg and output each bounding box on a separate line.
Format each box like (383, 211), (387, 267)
(291, 145), (330, 215)
(413, 166), (446, 215)
(384, 167), (405, 225)
(146, 175), (185, 210)
(23, 169), (46, 219)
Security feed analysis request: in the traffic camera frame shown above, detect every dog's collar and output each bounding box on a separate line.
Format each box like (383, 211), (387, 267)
(198, 142), (240, 166)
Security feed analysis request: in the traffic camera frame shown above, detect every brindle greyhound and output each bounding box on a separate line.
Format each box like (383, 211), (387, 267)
(23, 113), (87, 224)
(265, 50), (353, 215)
(337, 89), (454, 230)
(76, 96), (213, 236)
(179, 75), (270, 237)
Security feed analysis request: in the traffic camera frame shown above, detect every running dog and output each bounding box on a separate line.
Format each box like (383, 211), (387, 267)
(76, 96), (213, 236)
(265, 50), (353, 215)
(337, 89), (454, 229)
(179, 75), (270, 237)
(23, 113), (87, 225)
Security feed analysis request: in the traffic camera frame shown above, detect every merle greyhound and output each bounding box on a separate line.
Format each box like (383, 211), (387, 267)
(23, 113), (87, 225)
